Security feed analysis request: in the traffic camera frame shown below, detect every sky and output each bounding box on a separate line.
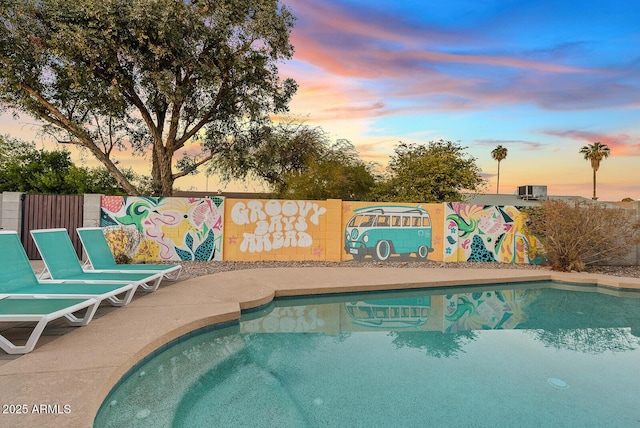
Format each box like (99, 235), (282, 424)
(1, 0), (639, 200)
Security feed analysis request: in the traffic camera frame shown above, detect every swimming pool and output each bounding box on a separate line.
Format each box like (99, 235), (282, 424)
(95, 281), (640, 427)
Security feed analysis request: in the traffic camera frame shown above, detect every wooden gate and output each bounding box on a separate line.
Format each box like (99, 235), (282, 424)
(20, 194), (84, 260)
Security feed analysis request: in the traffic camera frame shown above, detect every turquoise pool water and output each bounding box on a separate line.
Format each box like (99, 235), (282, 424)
(95, 281), (640, 427)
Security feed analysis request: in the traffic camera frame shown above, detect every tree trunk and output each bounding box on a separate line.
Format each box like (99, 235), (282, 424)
(496, 161), (501, 194)
(592, 167), (597, 200)
(160, 152), (175, 196)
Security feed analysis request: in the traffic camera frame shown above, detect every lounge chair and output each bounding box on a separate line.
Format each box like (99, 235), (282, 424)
(0, 230), (143, 354)
(0, 296), (100, 354)
(77, 227), (182, 280)
(30, 229), (164, 292)
(0, 230), (140, 307)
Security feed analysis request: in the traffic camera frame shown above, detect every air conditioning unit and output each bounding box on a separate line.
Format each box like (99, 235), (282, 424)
(517, 185), (548, 200)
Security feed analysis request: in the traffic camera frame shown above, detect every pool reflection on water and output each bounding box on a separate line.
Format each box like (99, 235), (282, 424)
(95, 281), (640, 428)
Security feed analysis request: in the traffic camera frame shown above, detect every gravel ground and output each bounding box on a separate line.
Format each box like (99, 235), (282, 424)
(176, 259), (640, 281)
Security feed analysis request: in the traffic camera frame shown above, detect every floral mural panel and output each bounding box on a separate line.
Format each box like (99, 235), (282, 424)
(445, 203), (542, 264)
(100, 196), (224, 262)
(444, 289), (536, 333)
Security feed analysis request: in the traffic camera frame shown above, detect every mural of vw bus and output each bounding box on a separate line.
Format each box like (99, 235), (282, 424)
(345, 296), (431, 328)
(344, 206), (433, 261)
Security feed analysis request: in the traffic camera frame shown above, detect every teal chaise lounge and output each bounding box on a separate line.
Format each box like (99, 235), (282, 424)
(31, 229), (165, 292)
(0, 231), (145, 353)
(77, 227), (182, 280)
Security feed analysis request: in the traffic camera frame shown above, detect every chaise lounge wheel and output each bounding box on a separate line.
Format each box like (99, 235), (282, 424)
(417, 245), (429, 260)
(375, 240), (391, 261)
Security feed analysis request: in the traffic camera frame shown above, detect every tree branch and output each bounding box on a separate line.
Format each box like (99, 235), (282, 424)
(172, 153), (214, 180)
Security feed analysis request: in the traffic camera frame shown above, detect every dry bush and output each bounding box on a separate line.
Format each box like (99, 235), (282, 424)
(524, 199), (640, 271)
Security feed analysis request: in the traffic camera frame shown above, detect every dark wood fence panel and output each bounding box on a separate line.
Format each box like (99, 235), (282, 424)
(20, 194), (84, 260)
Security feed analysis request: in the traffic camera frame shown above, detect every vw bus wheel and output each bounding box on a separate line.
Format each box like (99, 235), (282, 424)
(353, 252), (364, 261)
(375, 240), (391, 261)
(417, 245), (429, 260)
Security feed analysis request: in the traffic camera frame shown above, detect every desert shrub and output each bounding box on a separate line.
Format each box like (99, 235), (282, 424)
(523, 199), (640, 271)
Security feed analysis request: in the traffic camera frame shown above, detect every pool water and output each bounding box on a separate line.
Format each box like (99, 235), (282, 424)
(95, 281), (640, 427)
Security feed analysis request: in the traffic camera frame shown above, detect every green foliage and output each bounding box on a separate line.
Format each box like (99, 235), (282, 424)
(277, 139), (377, 200)
(210, 121), (325, 192)
(523, 199), (640, 271)
(579, 142), (611, 171)
(373, 140), (485, 203)
(210, 122), (377, 200)
(0, 0), (297, 195)
(491, 145), (508, 163)
(0, 134), (147, 194)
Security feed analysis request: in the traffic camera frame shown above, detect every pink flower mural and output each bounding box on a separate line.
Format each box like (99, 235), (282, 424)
(100, 196), (224, 262)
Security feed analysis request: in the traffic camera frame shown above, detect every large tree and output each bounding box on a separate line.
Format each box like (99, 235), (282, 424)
(579, 142), (610, 200)
(374, 140), (485, 203)
(0, 0), (297, 196)
(490, 145), (508, 194)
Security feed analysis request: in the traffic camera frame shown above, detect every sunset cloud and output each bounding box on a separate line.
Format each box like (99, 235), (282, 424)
(283, 0), (640, 118)
(539, 130), (640, 156)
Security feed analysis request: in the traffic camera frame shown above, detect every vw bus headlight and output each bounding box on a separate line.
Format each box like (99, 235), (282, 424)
(362, 234), (369, 243)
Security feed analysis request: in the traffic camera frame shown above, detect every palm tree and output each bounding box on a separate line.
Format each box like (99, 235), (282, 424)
(491, 145), (508, 193)
(579, 142), (610, 200)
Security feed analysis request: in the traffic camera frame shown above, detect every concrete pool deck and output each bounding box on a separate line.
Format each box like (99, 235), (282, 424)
(1, 265), (640, 427)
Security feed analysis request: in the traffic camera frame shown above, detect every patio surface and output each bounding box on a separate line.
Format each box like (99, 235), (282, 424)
(1, 263), (640, 427)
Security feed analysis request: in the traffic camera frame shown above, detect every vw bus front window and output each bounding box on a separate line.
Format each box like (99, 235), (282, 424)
(347, 215), (363, 227)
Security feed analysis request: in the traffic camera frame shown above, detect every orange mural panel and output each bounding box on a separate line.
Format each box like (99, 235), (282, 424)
(224, 199), (329, 261)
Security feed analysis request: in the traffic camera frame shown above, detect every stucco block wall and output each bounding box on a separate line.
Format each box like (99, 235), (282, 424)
(83, 194), (103, 228)
(1, 192), (22, 232)
(324, 199), (343, 261)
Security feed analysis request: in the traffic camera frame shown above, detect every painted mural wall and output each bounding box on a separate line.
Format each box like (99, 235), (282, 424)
(224, 199), (334, 261)
(97, 196), (540, 265)
(444, 288), (535, 333)
(444, 203), (542, 264)
(239, 288), (537, 335)
(341, 202), (445, 262)
(100, 196), (224, 262)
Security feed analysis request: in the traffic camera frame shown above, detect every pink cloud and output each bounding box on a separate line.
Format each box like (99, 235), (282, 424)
(287, 0), (589, 82)
(540, 130), (640, 156)
(281, 0), (640, 117)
